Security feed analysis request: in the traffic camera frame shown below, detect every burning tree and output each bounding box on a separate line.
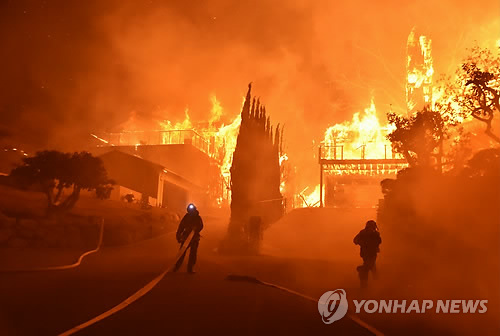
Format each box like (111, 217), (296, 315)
(387, 107), (445, 169)
(461, 147), (500, 178)
(436, 46), (500, 144)
(460, 49), (500, 143)
(226, 84), (283, 246)
(11, 151), (114, 215)
(387, 46), (500, 171)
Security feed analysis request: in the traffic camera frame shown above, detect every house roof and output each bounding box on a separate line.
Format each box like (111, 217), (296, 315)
(99, 150), (203, 194)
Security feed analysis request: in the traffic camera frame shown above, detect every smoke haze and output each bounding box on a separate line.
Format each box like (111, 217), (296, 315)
(1, 0), (498, 185)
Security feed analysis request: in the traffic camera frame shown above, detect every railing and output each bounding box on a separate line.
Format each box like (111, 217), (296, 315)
(319, 144), (400, 161)
(318, 143), (408, 178)
(320, 145), (344, 160)
(99, 130), (217, 159)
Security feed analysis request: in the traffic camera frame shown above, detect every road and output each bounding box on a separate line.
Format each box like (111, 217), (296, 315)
(0, 214), (498, 335)
(0, 216), (372, 336)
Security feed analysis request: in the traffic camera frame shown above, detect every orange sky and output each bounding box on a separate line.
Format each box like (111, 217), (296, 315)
(0, 0), (498, 183)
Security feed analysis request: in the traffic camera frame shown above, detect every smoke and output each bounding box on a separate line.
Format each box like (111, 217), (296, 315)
(0, 0), (498, 183)
(260, 173), (500, 334)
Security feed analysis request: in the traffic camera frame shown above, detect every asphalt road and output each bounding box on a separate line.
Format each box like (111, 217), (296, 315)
(1, 216), (498, 336)
(0, 226), (372, 336)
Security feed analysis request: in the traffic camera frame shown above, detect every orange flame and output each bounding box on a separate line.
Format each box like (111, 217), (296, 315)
(299, 100), (399, 208)
(300, 185), (321, 207)
(406, 28), (434, 113)
(323, 99), (395, 160)
(99, 94), (285, 206)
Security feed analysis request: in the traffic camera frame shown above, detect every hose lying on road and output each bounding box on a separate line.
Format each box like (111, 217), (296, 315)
(0, 219), (104, 273)
(58, 231), (194, 336)
(226, 274), (385, 336)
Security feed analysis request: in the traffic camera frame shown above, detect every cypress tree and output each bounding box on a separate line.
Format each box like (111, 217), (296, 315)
(227, 84), (284, 241)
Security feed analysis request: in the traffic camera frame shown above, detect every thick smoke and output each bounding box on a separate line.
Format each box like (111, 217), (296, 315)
(0, 0), (498, 186)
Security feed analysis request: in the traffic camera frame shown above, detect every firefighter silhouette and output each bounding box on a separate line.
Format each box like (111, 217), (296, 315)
(354, 220), (381, 288)
(173, 203), (204, 273)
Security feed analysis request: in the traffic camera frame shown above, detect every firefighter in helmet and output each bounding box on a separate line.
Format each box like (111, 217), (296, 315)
(354, 220), (382, 288)
(173, 203), (204, 273)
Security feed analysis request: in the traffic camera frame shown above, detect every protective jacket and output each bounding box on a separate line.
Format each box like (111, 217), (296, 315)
(353, 228), (381, 259)
(176, 210), (204, 243)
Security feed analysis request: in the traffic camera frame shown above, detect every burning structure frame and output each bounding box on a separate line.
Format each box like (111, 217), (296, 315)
(318, 144), (408, 207)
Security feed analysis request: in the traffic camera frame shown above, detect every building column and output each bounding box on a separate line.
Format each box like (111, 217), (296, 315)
(157, 173), (164, 207)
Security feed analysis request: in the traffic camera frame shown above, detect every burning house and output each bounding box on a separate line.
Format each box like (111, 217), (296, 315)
(304, 29), (435, 208)
(90, 96), (242, 209)
(316, 100), (408, 208)
(99, 150), (205, 212)
(90, 93), (293, 211)
(406, 27), (434, 114)
(93, 130), (227, 209)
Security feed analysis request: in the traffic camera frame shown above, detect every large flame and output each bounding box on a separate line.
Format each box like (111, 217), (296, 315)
(323, 99), (395, 160)
(158, 108), (193, 132)
(299, 30), (497, 209)
(209, 95), (224, 126)
(213, 114), (242, 183)
(406, 28), (434, 113)
(156, 95), (242, 201)
(97, 94), (285, 207)
(299, 100), (399, 208)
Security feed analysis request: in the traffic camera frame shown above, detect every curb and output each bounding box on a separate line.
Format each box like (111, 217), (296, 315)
(0, 219), (104, 273)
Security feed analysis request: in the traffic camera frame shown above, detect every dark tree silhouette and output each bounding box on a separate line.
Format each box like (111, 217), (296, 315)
(227, 84), (283, 241)
(10, 151), (113, 214)
(387, 107), (445, 169)
(461, 61), (500, 143)
(436, 46), (500, 144)
(461, 147), (500, 178)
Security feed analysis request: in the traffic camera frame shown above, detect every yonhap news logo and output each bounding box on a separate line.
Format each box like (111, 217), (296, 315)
(317, 289), (348, 324)
(318, 289), (488, 324)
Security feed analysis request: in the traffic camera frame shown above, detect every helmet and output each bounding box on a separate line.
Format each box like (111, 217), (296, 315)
(365, 220), (377, 231)
(187, 203), (197, 213)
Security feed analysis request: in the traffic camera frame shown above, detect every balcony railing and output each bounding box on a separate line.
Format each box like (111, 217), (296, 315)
(98, 130), (220, 160)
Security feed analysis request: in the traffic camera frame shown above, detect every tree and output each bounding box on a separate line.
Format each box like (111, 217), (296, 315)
(95, 184), (113, 200)
(387, 107), (445, 168)
(10, 151), (113, 214)
(227, 84), (283, 242)
(461, 147), (500, 178)
(436, 46), (500, 144)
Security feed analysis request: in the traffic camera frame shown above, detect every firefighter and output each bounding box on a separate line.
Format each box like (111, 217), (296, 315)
(173, 203), (204, 273)
(354, 220), (381, 288)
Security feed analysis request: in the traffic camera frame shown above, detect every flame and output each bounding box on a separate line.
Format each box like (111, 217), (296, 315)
(279, 153), (289, 194)
(156, 95), (243, 204)
(161, 108), (192, 130)
(323, 99), (395, 160)
(297, 99), (401, 208)
(406, 28), (434, 113)
(90, 133), (109, 144)
(95, 94), (285, 206)
(209, 94), (223, 126)
(214, 114), (242, 182)
(279, 153), (288, 165)
(300, 185), (321, 207)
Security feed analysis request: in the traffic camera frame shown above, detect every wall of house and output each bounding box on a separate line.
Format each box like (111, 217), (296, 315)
(96, 147), (212, 210)
(110, 186), (158, 206)
(99, 151), (160, 198)
(96, 144), (217, 191)
(161, 181), (188, 214)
